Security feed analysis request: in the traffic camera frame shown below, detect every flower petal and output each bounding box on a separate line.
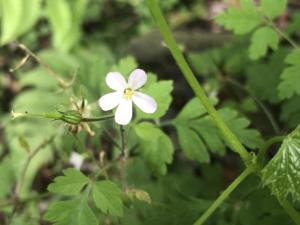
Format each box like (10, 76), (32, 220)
(115, 99), (133, 125)
(98, 92), (122, 111)
(132, 91), (157, 114)
(106, 72), (126, 91)
(128, 69), (147, 90)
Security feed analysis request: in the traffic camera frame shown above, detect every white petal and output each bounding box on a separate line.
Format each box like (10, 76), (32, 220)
(115, 99), (133, 125)
(106, 72), (126, 91)
(69, 152), (84, 170)
(132, 91), (157, 114)
(128, 69), (147, 90)
(98, 92), (122, 111)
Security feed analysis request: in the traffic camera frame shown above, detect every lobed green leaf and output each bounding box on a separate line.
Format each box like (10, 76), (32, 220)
(262, 125), (300, 202)
(48, 168), (89, 195)
(249, 26), (279, 60)
(92, 180), (124, 217)
(215, 0), (261, 35)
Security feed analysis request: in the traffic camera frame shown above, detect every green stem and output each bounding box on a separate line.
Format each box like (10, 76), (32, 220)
(146, 0), (251, 163)
(280, 199), (300, 225)
(193, 166), (256, 225)
(269, 22), (299, 48)
(257, 135), (285, 164)
(11, 111), (62, 120)
(82, 115), (114, 122)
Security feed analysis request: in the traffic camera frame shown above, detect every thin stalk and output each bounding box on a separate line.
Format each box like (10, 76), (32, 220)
(16, 43), (72, 88)
(82, 115), (114, 122)
(225, 77), (280, 134)
(193, 166), (256, 225)
(257, 135), (285, 164)
(269, 23), (299, 48)
(146, 0), (251, 163)
(280, 199), (300, 225)
(14, 136), (55, 196)
(119, 125), (128, 189)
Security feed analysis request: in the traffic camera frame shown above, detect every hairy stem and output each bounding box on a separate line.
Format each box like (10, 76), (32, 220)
(146, 0), (251, 163)
(193, 166), (256, 225)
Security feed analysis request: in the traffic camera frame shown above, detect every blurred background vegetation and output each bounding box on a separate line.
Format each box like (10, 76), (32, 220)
(1, 0), (300, 224)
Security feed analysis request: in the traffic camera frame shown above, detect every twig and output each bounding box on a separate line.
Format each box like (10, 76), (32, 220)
(14, 43), (74, 88)
(14, 136), (55, 197)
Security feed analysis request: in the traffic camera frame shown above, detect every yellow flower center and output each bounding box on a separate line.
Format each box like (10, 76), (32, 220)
(123, 88), (134, 100)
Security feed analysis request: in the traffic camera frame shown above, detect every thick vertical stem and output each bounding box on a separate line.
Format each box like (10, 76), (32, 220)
(146, 0), (251, 163)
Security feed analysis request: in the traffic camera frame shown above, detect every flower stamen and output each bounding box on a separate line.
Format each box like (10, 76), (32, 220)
(123, 88), (134, 100)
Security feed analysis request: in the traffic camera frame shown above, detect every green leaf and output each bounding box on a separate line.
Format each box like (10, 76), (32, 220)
(246, 48), (288, 103)
(62, 0), (88, 51)
(249, 26), (279, 60)
(0, 0), (23, 44)
(219, 108), (263, 149)
(92, 180), (123, 217)
(19, 0), (41, 35)
(261, 0), (287, 19)
(46, 0), (72, 51)
(188, 50), (221, 76)
(44, 195), (98, 225)
(278, 49), (300, 99)
(176, 126), (209, 163)
(111, 56), (138, 77)
(173, 98), (263, 162)
(215, 0), (261, 34)
(0, 157), (15, 198)
(48, 168), (89, 195)
(281, 96), (300, 129)
(138, 80), (173, 119)
(262, 125), (300, 201)
(135, 122), (174, 175)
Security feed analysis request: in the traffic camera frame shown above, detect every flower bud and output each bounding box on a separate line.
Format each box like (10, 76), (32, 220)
(61, 110), (82, 125)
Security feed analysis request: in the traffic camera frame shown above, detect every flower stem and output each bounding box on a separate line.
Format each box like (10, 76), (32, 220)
(193, 166), (256, 225)
(146, 0), (251, 163)
(280, 199), (300, 225)
(81, 115), (114, 122)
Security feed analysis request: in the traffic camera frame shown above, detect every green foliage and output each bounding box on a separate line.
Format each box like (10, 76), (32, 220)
(135, 122), (174, 175)
(0, 157), (15, 198)
(246, 48), (288, 103)
(92, 180), (124, 217)
(1, 0), (300, 224)
(46, 0), (87, 51)
(0, 0), (23, 44)
(278, 49), (300, 99)
(216, 0), (261, 35)
(48, 169), (89, 195)
(260, 0), (287, 19)
(44, 195), (98, 225)
(281, 96), (300, 129)
(173, 98), (263, 162)
(0, 0), (41, 44)
(249, 26), (279, 60)
(262, 125), (300, 201)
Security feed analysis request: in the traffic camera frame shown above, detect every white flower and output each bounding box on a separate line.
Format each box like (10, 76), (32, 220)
(98, 69), (157, 125)
(69, 152), (84, 170)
